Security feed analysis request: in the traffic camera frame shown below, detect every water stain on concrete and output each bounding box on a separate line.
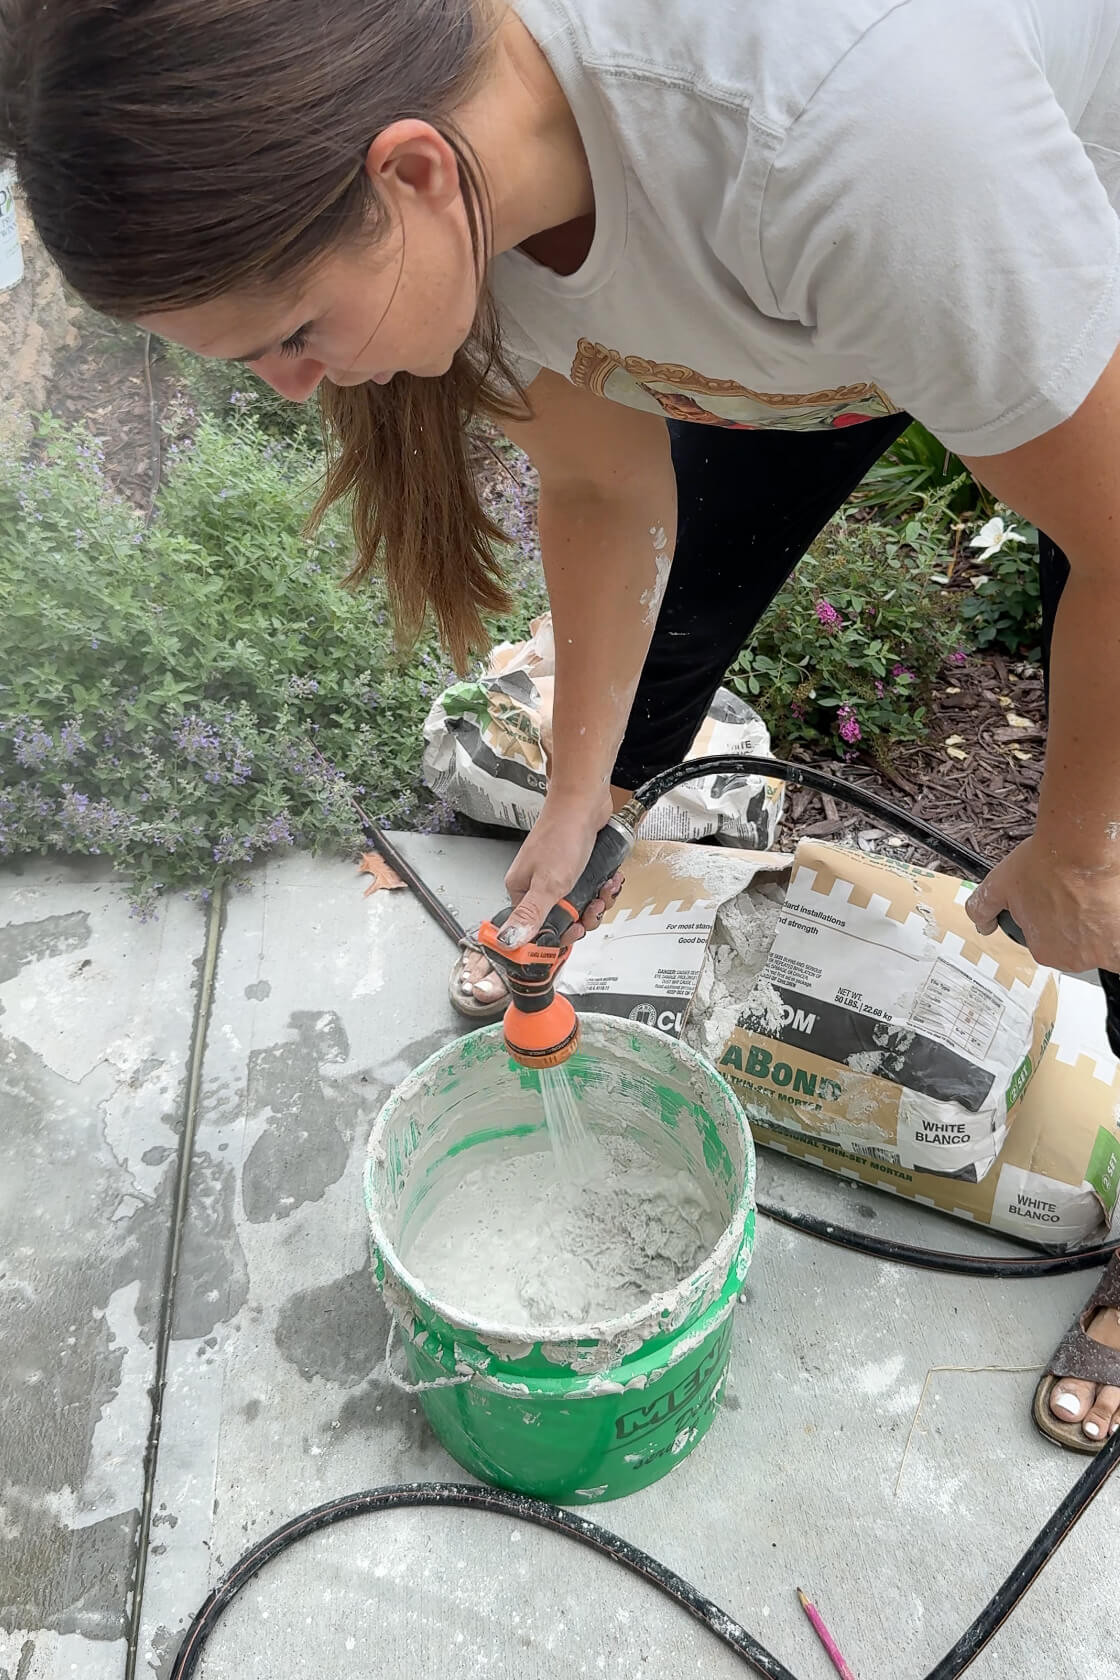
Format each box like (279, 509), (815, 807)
(333, 1374), (424, 1441)
(0, 1509), (138, 1641)
(376, 1028), (461, 1088)
(333, 1377), (456, 1471)
(171, 1153), (250, 1341)
(2, 1034), (156, 1481)
(274, 1267), (388, 1388)
(243, 980), (271, 1001)
(146, 1620), (179, 1680)
(332, 1380), (387, 1436)
(0, 1024), (187, 1642)
(241, 1011), (387, 1223)
(0, 1638), (36, 1680)
(131, 1055), (166, 1087)
(0, 911), (91, 985)
(10, 1638), (35, 1680)
(197, 1073), (246, 1132)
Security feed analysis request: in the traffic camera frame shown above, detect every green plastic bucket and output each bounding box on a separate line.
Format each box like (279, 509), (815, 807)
(364, 1014), (755, 1505)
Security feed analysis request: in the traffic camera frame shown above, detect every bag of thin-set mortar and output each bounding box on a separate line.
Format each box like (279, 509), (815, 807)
(567, 838), (1112, 1246)
(558, 839), (792, 1037)
(745, 971), (1120, 1250)
(687, 839), (1058, 1184)
(995, 974), (1120, 1246)
(421, 612), (785, 845)
(563, 834), (1056, 1183)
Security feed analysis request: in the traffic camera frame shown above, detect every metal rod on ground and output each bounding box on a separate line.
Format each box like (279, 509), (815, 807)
(362, 821), (466, 945)
(307, 740), (466, 945)
(142, 330), (162, 524)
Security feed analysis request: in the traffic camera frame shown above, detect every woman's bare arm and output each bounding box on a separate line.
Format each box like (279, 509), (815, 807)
(495, 370), (676, 941)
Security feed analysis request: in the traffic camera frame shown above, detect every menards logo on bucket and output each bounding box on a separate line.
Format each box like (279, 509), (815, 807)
(613, 1325), (731, 1448)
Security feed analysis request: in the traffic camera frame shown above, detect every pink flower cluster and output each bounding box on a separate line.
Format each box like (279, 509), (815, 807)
(837, 705), (862, 745)
(815, 599), (843, 631)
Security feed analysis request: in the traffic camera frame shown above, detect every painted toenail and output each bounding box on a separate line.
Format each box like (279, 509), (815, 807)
(1111, 1422), (1119, 1436)
(1053, 1393), (1082, 1416)
(1083, 1421), (1101, 1438)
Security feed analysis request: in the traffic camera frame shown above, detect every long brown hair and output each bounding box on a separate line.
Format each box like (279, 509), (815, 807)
(0, 0), (528, 668)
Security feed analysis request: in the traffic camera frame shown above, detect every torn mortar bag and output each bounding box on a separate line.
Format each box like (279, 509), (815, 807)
(566, 838), (1107, 1246)
(558, 839), (792, 1040)
(747, 972), (1120, 1251)
(567, 835), (1055, 1185)
(421, 612), (785, 845)
(689, 839), (1058, 1185)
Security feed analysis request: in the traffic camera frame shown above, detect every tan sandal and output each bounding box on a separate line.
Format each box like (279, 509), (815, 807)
(1032, 1252), (1120, 1454)
(448, 936), (510, 1023)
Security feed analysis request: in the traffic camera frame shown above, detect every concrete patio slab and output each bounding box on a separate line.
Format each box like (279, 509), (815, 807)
(0, 859), (208, 1680)
(3, 837), (1118, 1680)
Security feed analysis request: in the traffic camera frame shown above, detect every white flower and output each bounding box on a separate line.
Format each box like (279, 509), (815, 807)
(969, 516), (1024, 564)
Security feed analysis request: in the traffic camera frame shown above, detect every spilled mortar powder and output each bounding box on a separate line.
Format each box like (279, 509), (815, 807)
(686, 883), (785, 1063)
(399, 1133), (725, 1329)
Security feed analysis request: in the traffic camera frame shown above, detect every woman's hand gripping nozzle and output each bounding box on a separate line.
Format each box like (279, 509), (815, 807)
(475, 806), (643, 1068)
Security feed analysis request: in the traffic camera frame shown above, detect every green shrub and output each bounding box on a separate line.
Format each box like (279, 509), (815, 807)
(956, 516), (1043, 659)
(164, 344), (325, 449)
(859, 421), (993, 526)
(0, 414), (537, 913)
(728, 510), (964, 760)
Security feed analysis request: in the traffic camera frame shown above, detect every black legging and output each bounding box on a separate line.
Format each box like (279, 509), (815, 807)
(614, 413), (1120, 1052)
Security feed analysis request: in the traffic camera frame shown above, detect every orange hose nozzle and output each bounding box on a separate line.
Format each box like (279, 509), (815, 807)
(502, 996), (580, 1068)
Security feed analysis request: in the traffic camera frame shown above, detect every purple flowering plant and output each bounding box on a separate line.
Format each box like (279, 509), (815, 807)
(1, 413), (544, 912)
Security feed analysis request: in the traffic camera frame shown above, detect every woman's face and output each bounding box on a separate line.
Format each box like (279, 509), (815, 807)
(138, 124), (482, 401)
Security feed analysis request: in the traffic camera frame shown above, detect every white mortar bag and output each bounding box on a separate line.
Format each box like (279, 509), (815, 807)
(422, 613), (785, 846)
(686, 839), (1058, 1185)
(0, 167), (23, 290)
(563, 838), (1109, 1247)
(741, 968), (1120, 1252)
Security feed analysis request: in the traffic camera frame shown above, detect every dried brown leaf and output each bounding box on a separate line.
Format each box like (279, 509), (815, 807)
(358, 852), (406, 895)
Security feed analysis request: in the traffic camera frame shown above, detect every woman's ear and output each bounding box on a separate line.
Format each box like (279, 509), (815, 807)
(363, 120), (462, 211)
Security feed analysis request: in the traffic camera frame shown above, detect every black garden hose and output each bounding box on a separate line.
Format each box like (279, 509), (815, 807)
(169, 1440), (1120, 1680)
(633, 754), (1021, 885)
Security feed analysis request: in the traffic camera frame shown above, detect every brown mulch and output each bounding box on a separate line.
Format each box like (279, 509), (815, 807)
(777, 652), (1043, 869)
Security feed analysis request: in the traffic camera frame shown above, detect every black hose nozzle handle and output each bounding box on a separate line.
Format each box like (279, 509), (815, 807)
(490, 812), (639, 951)
(996, 910), (1027, 947)
(486, 760), (1030, 957)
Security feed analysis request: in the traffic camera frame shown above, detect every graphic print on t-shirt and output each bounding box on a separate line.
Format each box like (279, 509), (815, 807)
(569, 338), (898, 431)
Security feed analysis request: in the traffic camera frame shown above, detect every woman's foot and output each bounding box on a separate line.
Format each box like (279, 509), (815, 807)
(450, 942), (511, 1020)
(1048, 1306), (1120, 1443)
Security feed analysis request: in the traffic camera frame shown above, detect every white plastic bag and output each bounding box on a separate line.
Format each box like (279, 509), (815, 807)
(422, 614), (784, 846)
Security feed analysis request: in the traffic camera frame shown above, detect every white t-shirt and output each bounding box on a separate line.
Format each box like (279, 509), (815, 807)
(492, 0), (1120, 454)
